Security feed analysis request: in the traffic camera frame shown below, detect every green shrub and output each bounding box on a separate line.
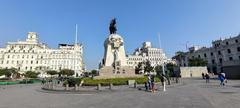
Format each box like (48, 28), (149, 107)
(82, 76), (158, 86)
(63, 77), (82, 87)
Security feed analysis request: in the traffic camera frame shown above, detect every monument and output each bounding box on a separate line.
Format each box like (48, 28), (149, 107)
(96, 18), (137, 79)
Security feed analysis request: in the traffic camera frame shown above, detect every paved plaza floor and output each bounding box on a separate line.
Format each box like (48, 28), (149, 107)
(1, 78), (240, 108)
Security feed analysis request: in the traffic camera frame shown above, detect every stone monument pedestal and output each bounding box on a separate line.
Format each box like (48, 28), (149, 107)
(95, 66), (140, 79)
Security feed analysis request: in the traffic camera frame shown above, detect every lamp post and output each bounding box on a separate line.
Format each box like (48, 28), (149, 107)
(162, 61), (166, 91)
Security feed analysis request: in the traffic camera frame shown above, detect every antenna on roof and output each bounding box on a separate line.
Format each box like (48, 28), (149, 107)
(75, 24), (78, 45)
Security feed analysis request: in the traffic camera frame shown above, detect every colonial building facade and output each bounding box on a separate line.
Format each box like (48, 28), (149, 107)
(0, 32), (84, 77)
(173, 34), (240, 74)
(126, 42), (173, 69)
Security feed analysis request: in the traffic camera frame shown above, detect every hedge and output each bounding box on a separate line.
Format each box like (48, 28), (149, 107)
(82, 76), (160, 86)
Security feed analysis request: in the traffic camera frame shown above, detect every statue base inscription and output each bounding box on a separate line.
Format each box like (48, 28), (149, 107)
(95, 66), (140, 79)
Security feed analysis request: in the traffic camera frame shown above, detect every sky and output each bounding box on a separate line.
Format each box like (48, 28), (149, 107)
(0, 0), (240, 70)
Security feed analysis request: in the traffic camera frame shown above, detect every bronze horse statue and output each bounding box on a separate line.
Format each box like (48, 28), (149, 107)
(109, 18), (117, 34)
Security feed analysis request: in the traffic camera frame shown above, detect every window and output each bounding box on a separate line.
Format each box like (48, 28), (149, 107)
(123, 69), (125, 74)
(236, 39), (239, 43)
(237, 47), (240, 52)
(204, 53), (207, 57)
(211, 52), (213, 56)
(218, 51), (221, 55)
(113, 70), (115, 74)
(229, 57), (233, 61)
(226, 42), (229, 45)
(198, 55), (201, 58)
(219, 58), (222, 64)
(227, 49), (231, 54)
(31, 61), (33, 64)
(211, 59), (215, 64)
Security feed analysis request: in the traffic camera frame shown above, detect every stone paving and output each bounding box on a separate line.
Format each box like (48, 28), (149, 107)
(1, 78), (240, 108)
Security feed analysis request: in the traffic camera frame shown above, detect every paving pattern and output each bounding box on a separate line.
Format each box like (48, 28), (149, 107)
(1, 78), (240, 108)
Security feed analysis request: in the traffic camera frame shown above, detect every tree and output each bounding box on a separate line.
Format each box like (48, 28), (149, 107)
(91, 70), (98, 76)
(144, 60), (154, 73)
(166, 63), (177, 77)
(46, 70), (58, 77)
(83, 71), (90, 77)
(188, 58), (208, 66)
(135, 62), (143, 74)
(9, 68), (18, 78)
(155, 65), (163, 76)
(0, 69), (4, 76)
(0, 69), (12, 78)
(60, 69), (74, 77)
(25, 71), (39, 78)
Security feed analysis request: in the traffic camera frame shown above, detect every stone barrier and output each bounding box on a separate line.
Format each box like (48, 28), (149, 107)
(109, 83), (113, 90)
(97, 83), (101, 90)
(134, 82), (137, 88)
(75, 84), (79, 91)
(65, 84), (69, 90)
(128, 80), (135, 88)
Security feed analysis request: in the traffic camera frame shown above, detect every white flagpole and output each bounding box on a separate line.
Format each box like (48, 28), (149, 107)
(75, 24), (78, 45)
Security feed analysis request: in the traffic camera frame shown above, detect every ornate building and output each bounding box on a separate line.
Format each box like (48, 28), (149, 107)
(0, 32), (84, 77)
(173, 34), (240, 78)
(126, 42), (173, 71)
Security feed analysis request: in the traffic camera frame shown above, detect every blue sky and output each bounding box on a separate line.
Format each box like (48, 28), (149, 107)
(0, 0), (240, 70)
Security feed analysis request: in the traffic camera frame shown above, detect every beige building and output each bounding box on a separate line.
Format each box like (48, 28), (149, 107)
(0, 32), (84, 77)
(174, 34), (240, 78)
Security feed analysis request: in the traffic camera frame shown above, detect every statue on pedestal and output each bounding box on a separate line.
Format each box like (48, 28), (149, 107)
(96, 18), (137, 79)
(109, 18), (117, 34)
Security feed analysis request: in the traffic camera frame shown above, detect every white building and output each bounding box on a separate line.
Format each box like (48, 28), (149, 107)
(126, 42), (173, 69)
(0, 32), (84, 77)
(173, 34), (240, 75)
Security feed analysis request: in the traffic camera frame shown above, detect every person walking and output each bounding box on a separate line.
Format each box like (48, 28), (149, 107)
(147, 74), (152, 91)
(160, 73), (166, 92)
(205, 73), (210, 83)
(218, 73), (225, 87)
(151, 75), (155, 93)
(202, 72), (205, 79)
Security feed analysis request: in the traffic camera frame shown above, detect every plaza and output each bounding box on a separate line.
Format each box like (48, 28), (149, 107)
(1, 78), (240, 108)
